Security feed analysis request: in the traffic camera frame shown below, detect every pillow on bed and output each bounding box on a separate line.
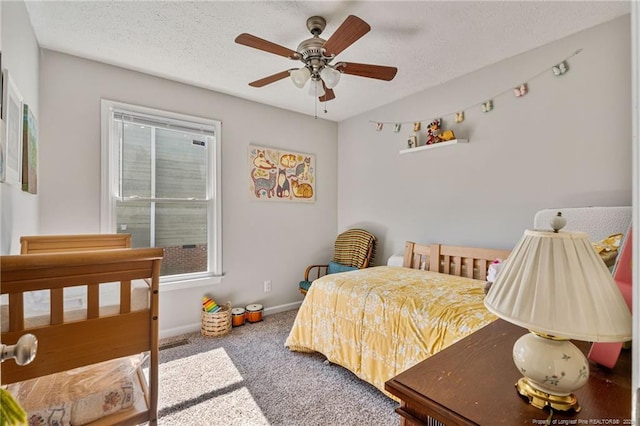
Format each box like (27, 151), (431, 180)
(327, 261), (358, 275)
(592, 233), (623, 268)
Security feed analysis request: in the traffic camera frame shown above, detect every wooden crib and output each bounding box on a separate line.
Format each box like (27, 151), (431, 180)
(1, 234), (162, 425)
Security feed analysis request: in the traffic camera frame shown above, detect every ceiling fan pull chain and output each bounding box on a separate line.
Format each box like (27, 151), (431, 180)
(314, 84), (318, 119)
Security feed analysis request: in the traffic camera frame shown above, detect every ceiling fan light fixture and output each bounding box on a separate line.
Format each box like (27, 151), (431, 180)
(308, 79), (325, 97)
(289, 67), (311, 88)
(237, 14), (397, 104)
(320, 66), (341, 89)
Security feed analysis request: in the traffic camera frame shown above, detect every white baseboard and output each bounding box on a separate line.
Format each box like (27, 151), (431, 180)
(159, 301), (302, 340)
(264, 301), (302, 316)
(160, 323), (201, 340)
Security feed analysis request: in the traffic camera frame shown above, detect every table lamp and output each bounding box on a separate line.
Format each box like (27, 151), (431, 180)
(484, 213), (632, 412)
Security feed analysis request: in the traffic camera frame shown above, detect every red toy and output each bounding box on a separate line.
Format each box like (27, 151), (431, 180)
(425, 119), (441, 145)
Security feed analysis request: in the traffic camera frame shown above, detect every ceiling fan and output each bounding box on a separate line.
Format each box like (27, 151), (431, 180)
(235, 15), (398, 102)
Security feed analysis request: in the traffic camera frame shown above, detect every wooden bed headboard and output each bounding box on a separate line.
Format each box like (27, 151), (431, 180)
(402, 241), (511, 280)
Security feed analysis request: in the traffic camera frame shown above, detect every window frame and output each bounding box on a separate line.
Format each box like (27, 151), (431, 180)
(100, 99), (223, 289)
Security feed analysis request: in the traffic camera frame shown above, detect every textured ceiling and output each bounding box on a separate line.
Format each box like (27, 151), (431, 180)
(24, 1), (630, 122)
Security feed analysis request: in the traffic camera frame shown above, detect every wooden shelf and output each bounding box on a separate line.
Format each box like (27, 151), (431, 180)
(400, 139), (468, 154)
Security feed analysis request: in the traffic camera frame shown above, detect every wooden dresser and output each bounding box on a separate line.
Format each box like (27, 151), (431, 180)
(385, 319), (632, 425)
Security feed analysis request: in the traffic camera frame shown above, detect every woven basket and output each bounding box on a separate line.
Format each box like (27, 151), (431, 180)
(201, 301), (232, 337)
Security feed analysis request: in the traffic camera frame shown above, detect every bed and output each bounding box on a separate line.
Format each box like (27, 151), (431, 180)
(0, 235), (162, 426)
(285, 241), (511, 398)
(286, 207), (632, 399)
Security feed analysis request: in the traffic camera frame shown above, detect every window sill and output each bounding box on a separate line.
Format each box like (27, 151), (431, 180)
(160, 274), (224, 292)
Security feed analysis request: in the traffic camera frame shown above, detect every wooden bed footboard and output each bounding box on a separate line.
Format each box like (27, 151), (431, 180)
(1, 247), (163, 426)
(403, 241), (510, 280)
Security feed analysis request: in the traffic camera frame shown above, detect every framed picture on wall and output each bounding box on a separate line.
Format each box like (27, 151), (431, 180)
(22, 104), (38, 194)
(248, 144), (316, 203)
(0, 51), (4, 120)
(0, 65), (6, 182)
(2, 70), (24, 184)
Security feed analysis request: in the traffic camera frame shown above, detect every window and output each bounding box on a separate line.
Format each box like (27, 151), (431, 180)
(101, 100), (222, 287)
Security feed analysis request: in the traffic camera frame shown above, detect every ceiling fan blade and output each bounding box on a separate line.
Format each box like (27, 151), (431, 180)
(337, 62), (398, 81)
(322, 15), (371, 57)
(249, 70), (291, 87)
(319, 85), (335, 102)
(235, 33), (299, 59)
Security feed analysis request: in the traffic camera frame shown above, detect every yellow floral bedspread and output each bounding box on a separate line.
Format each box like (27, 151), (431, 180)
(285, 266), (496, 398)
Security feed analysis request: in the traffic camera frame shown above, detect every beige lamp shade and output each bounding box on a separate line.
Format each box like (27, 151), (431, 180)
(484, 229), (632, 342)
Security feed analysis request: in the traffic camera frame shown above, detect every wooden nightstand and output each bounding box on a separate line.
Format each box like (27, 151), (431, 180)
(385, 319), (631, 426)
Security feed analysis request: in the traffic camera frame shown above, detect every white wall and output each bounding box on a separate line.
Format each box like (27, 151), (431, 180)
(38, 51), (338, 337)
(0, 1), (40, 255)
(338, 15), (632, 263)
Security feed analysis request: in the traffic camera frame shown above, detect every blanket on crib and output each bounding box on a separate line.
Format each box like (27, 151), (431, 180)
(5, 355), (143, 426)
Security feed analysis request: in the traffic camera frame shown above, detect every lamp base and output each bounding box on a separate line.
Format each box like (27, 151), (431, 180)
(515, 378), (581, 412)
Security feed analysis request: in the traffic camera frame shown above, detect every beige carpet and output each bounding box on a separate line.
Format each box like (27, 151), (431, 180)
(154, 309), (398, 425)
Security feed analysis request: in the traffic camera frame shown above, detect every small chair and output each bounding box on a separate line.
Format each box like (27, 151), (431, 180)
(299, 229), (377, 295)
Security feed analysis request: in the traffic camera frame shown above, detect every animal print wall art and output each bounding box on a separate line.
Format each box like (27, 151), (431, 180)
(248, 145), (315, 203)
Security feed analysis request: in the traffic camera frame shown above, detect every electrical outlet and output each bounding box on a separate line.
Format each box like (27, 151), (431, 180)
(264, 280), (272, 292)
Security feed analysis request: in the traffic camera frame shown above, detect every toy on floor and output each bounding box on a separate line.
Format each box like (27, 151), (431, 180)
(202, 296), (220, 313)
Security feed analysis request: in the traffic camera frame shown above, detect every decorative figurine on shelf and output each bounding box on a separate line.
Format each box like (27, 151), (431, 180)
(439, 130), (456, 141)
(425, 118), (441, 145)
(426, 118), (456, 144)
(407, 135), (417, 149)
